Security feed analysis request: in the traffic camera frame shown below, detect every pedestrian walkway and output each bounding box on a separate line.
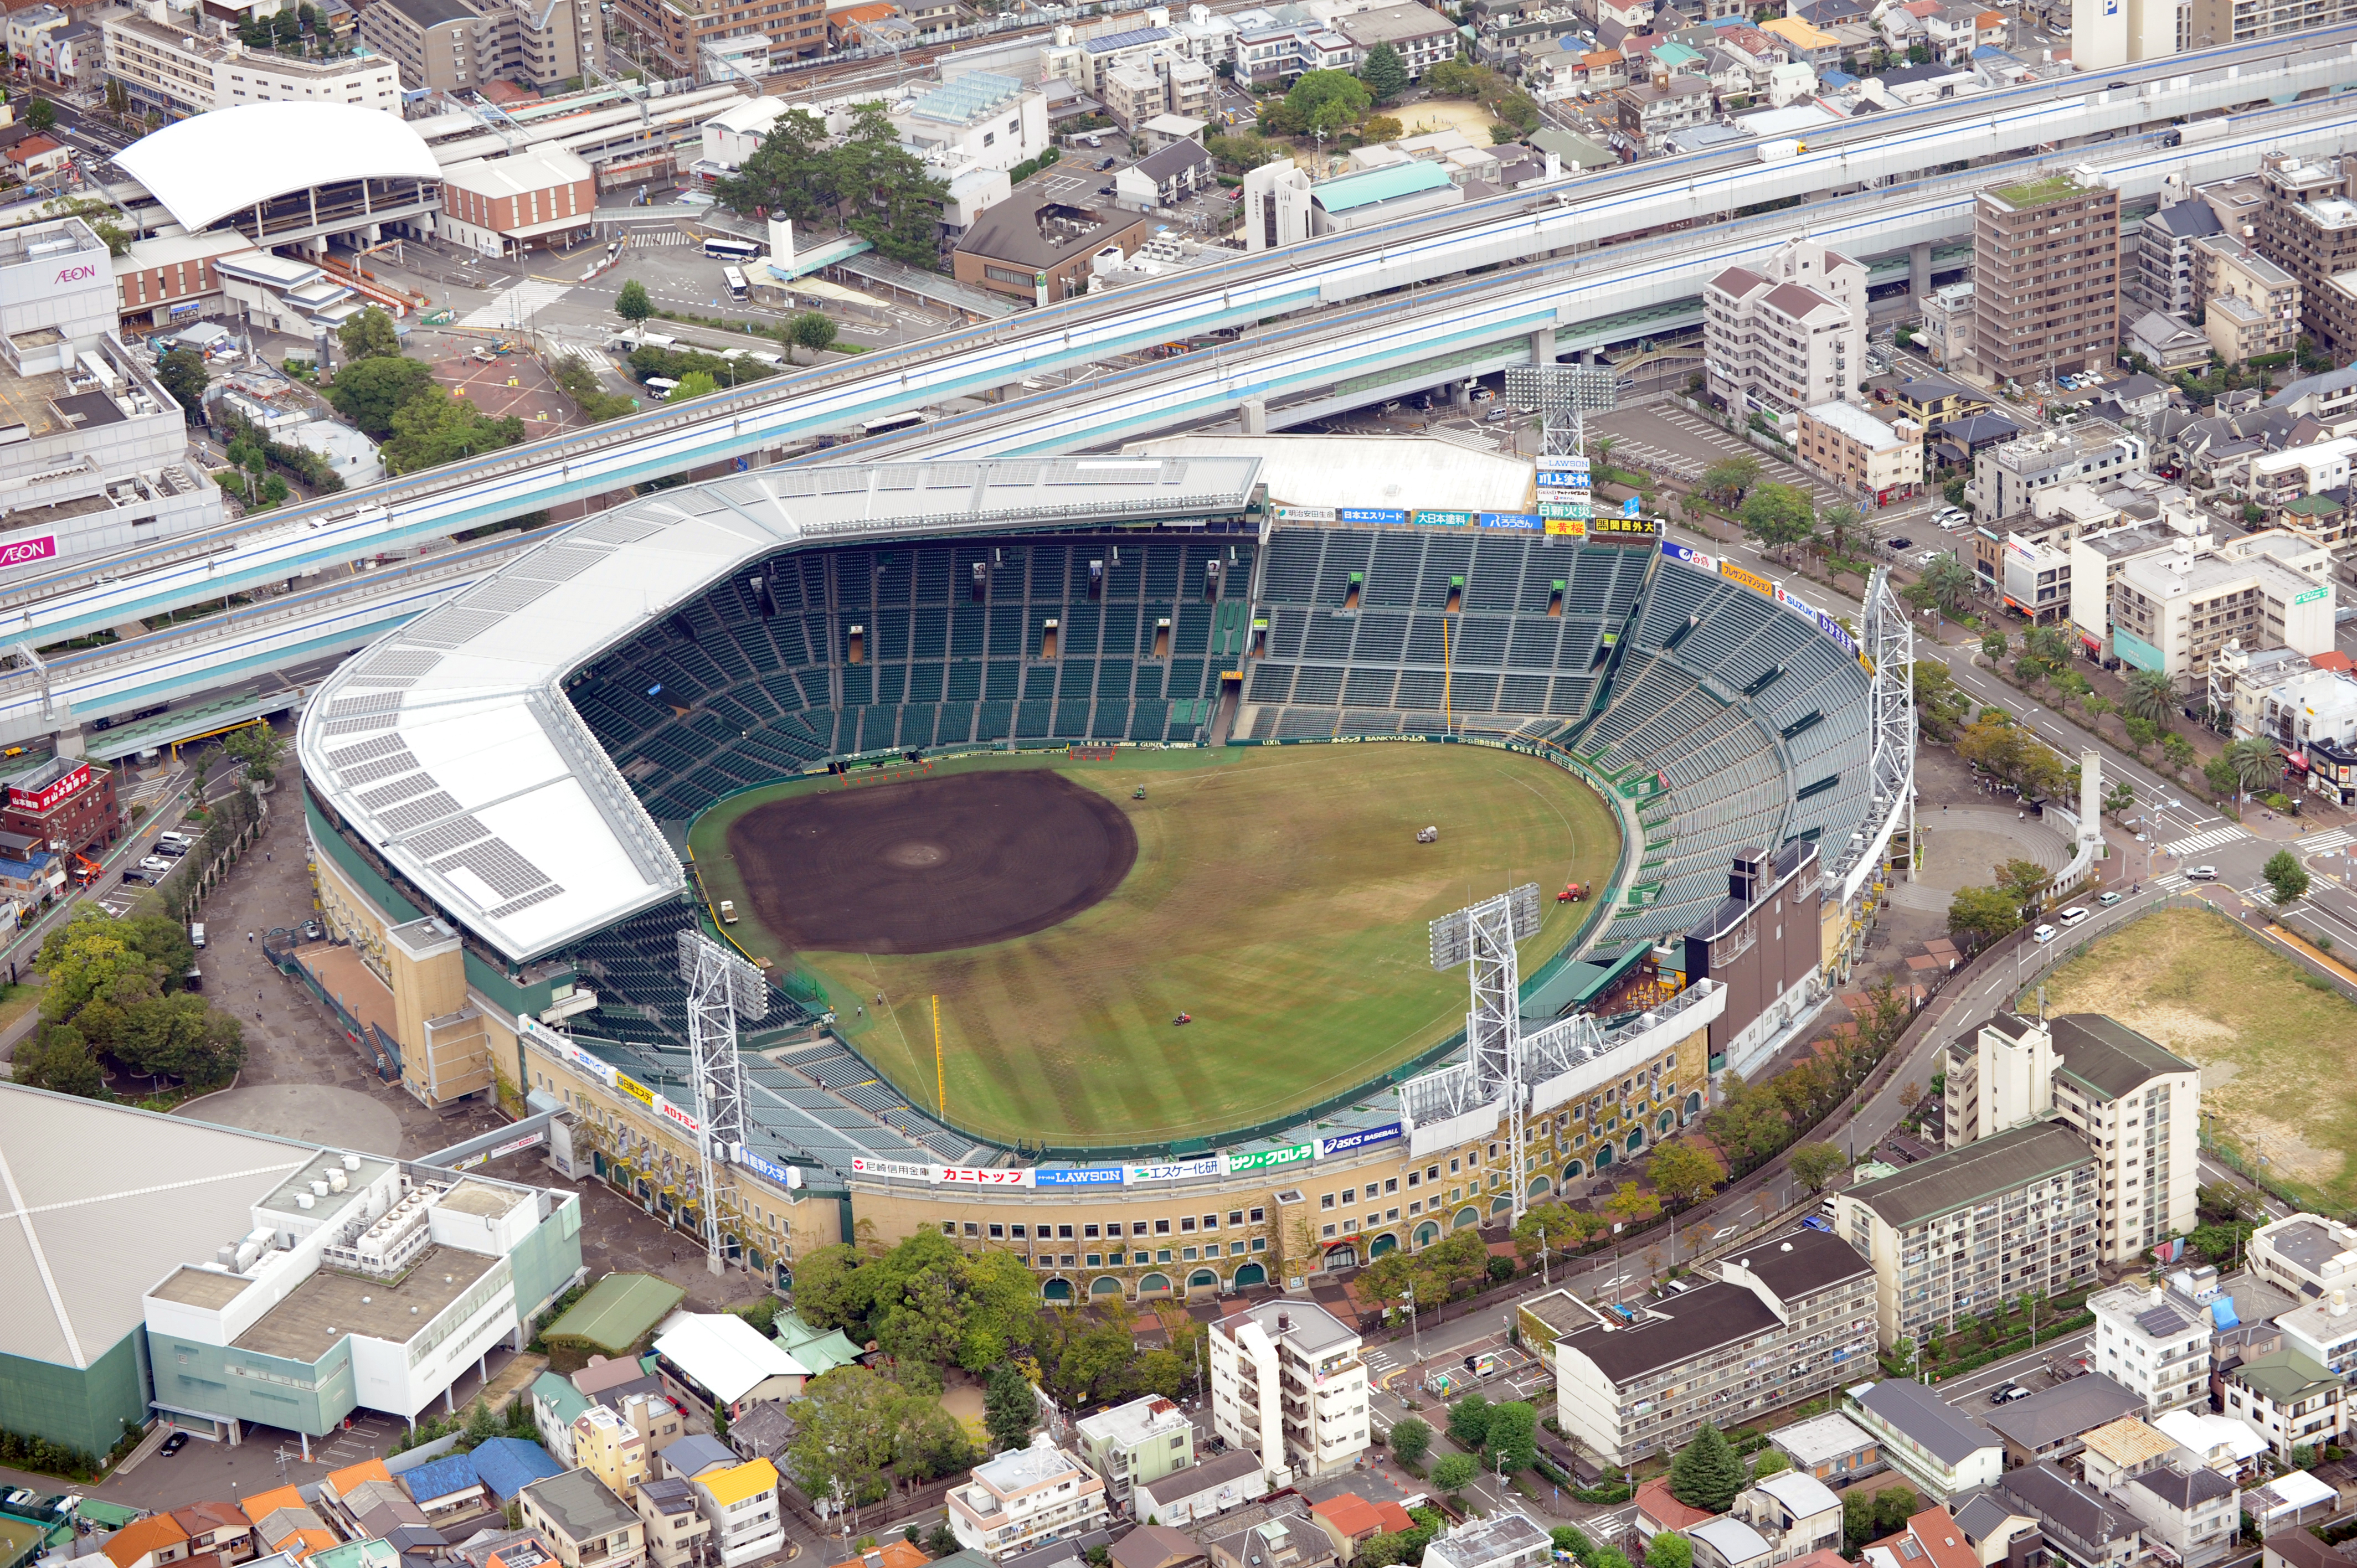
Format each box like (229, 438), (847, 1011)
(2163, 824), (2248, 857)
(630, 230), (693, 247)
(2152, 871), (2191, 893)
(2301, 828), (2354, 855)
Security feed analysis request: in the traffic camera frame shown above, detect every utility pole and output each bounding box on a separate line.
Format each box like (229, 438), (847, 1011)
(1401, 1286), (1421, 1365)
(1538, 1225), (1550, 1287)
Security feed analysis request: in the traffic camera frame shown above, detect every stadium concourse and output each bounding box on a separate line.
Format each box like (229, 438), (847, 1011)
(294, 450), (1910, 1306)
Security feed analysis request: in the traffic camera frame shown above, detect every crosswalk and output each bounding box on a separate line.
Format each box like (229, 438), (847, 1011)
(2153, 873), (2190, 893)
(2162, 824), (2248, 857)
(2301, 829), (2355, 855)
(629, 230), (693, 247)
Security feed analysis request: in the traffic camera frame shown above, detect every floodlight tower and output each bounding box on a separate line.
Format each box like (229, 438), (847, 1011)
(677, 928), (769, 1275)
(1429, 883), (1542, 1221)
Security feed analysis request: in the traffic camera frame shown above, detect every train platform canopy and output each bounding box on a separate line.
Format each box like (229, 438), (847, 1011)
(116, 102), (439, 233)
(1128, 434), (1537, 515)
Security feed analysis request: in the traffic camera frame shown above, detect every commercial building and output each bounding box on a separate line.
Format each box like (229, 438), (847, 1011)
(891, 74), (1052, 174)
(2251, 1214), (2357, 1299)
(1972, 421), (2145, 522)
(652, 1315), (807, 1420)
(437, 147), (598, 258)
(1705, 240), (1869, 421)
(1969, 171), (2122, 385)
(2111, 541), (2334, 688)
(1682, 843), (1822, 1083)
(948, 1438), (1111, 1559)
(1421, 1515), (1552, 1568)
(952, 199), (1154, 305)
(0, 216), (227, 574)
(1846, 1381), (2004, 1503)
(1210, 1301), (1368, 1484)
(100, 9), (402, 121)
(2089, 1282), (2215, 1416)
(1, 755), (125, 866)
(1114, 142), (1215, 214)
(1550, 1225), (1875, 1466)
(112, 230), (257, 334)
(1834, 1120), (2100, 1348)
(0, 1081), (583, 1459)
(2071, 523), (2199, 657)
(1798, 401), (1924, 505)
(1074, 1396), (1195, 1510)
(1240, 160), (1463, 251)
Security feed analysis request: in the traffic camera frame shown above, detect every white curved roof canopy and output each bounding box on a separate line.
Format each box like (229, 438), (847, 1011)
(117, 103), (441, 232)
(297, 456), (1264, 963)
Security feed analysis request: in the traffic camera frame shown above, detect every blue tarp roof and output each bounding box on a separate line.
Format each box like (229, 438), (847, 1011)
(400, 1453), (481, 1505)
(471, 1438), (564, 1501)
(2213, 1298), (2242, 1329)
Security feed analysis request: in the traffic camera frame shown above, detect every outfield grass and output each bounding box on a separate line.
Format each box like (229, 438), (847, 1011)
(2041, 906), (2357, 1210)
(688, 744), (1621, 1149)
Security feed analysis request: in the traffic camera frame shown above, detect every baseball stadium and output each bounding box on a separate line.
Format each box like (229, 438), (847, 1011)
(297, 450), (1911, 1301)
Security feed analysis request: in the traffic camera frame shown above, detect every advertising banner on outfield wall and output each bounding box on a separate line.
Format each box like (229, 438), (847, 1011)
(1037, 1167), (1126, 1187)
(1316, 1123), (1402, 1158)
(851, 1156), (936, 1181)
(1129, 1158), (1223, 1182)
(732, 1143), (804, 1189)
(1339, 508), (1408, 525)
(940, 1166), (1035, 1187)
(1225, 1142), (1315, 1173)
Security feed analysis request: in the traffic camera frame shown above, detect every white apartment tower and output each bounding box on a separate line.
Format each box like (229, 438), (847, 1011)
(1209, 1300), (1369, 1486)
(1704, 238), (1868, 420)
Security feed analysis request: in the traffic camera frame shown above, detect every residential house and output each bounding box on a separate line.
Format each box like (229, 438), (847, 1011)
(1308, 1498), (1416, 1564)
(1111, 1528), (1212, 1568)
(1204, 1509), (1339, 1568)
(167, 1505), (253, 1566)
(692, 1461), (783, 1568)
(516, 1472), (645, 1568)
(1997, 1464), (2140, 1568)
(1860, 1507), (1982, 1568)
(105, 1516), (192, 1568)
(2152, 1408), (2271, 1478)
(2266, 1531), (2345, 1568)
(2125, 312), (2214, 374)
(1073, 1394), (1195, 1509)
(1634, 1479), (1717, 1544)
(1983, 1376), (2146, 1469)
(573, 1405), (652, 1504)
(632, 1478), (709, 1568)
(1730, 1473), (1843, 1561)
(1421, 1514), (1552, 1568)
(1919, 281), (1975, 367)
(2116, 1465), (2239, 1568)
(725, 1402), (799, 1464)
(1689, 1520), (1774, 1568)
(949, 1438), (1112, 1559)
(1114, 142), (1214, 213)
(653, 1316), (809, 1421)
(2222, 1350), (2344, 1459)
(1613, 75), (1713, 152)
(2079, 1418), (2180, 1495)
(2273, 1292), (2357, 1376)
(1845, 1381), (2006, 1503)
(657, 1436), (739, 1483)
(1768, 1412), (1885, 1484)
(1892, 373), (1991, 426)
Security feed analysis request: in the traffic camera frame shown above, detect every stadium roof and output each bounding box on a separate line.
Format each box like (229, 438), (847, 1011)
(117, 103), (440, 233)
(0, 1083), (316, 1370)
(298, 457), (1263, 962)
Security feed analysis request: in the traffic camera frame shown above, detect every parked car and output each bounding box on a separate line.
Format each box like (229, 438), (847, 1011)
(153, 840), (187, 858)
(159, 1432), (189, 1456)
(140, 855), (172, 873)
(157, 831), (196, 850)
(301, 918), (325, 942)
(1990, 1383), (2035, 1404)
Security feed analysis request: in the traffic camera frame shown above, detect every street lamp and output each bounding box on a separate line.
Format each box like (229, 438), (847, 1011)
(1399, 1286), (1420, 1365)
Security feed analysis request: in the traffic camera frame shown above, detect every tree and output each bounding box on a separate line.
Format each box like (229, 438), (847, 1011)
(1607, 1181), (1661, 1232)
(1668, 1423), (1744, 1513)
(1646, 1141), (1725, 1209)
(222, 722), (285, 786)
(1362, 114), (1404, 141)
(1948, 884), (2025, 948)
(1448, 1393), (1494, 1451)
(1871, 1484), (1921, 1535)
(2265, 848), (2311, 904)
(828, 102), (953, 266)
(1911, 659), (1969, 739)
(1789, 1141), (1846, 1193)
(1286, 68), (1373, 133)
(157, 347), (209, 424)
(1994, 857), (2054, 919)
(2226, 736), (2279, 793)
(2161, 733), (2196, 777)
(325, 353), (435, 439)
(25, 99), (55, 133)
(791, 311), (839, 353)
(667, 371), (719, 403)
(381, 384), (524, 476)
(1360, 43), (1411, 104)
(1644, 1535), (1692, 1568)
(12, 1023), (103, 1098)
(982, 1361), (1034, 1454)
(616, 278), (654, 323)
(1487, 1401), (1538, 1474)
(336, 306), (402, 363)
(1699, 455), (1761, 507)
(1431, 1453), (1477, 1494)
(1388, 1416), (1431, 1466)
(1740, 483), (1815, 555)
(1751, 1448), (1790, 1478)
(1842, 1490), (1878, 1554)
(1817, 502), (1860, 561)
(1907, 554), (1977, 618)
(2123, 668), (2175, 724)
(785, 1366), (909, 1507)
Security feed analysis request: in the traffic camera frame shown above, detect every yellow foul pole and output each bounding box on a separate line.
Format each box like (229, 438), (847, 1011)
(933, 995), (944, 1118)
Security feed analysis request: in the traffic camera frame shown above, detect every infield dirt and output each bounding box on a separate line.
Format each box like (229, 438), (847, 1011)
(691, 743), (1619, 1149)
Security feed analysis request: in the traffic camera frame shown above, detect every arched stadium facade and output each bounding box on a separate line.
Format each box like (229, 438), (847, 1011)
(298, 453), (1911, 1301)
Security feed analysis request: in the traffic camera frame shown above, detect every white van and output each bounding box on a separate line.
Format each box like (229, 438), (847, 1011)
(2032, 923), (2057, 943)
(189, 921), (207, 949)
(2058, 906), (2090, 927)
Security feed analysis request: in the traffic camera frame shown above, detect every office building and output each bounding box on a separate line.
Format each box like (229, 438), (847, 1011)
(891, 74), (1052, 173)
(1683, 843), (1823, 1083)
(1834, 1121), (2099, 1348)
(1, 756), (125, 867)
(1210, 1301), (1369, 1484)
(1705, 240), (1868, 419)
(1074, 1396), (1195, 1510)
(1972, 420), (2145, 521)
(1970, 171), (2121, 384)
(1550, 1226), (1875, 1466)
(2090, 1282), (2215, 1416)
(948, 1438), (1111, 1559)
(2112, 541), (2334, 688)
(100, 9), (401, 120)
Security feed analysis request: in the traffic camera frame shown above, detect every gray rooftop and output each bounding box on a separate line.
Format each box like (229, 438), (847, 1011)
(1223, 1299), (1357, 1356)
(520, 1470), (636, 1541)
(1557, 1278), (1782, 1384)
(1139, 1448), (1265, 1500)
(1424, 1513), (1552, 1568)
(1846, 1121), (2095, 1230)
(661, 1435), (739, 1479)
(1853, 1380), (2003, 1467)
(1998, 1463), (2136, 1549)
(2131, 1465), (2235, 1510)
(1770, 1411), (1879, 1466)
(1982, 1373), (2144, 1452)
(2050, 1014), (2195, 1101)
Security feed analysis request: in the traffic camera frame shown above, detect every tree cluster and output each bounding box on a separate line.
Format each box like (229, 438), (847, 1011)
(1707, 979), (1906, 1177)
(786, 1364), (976, 1509)
(550, 355), (638, 422)
(1352, 1227), (1496, 1317)
(1261, 70), (1373, 136)
(14, 908), (243, 1100)
(1419, 59), (1542, 133)
(1842, 1483), (1922, 1553)
(1955, 708), (2068, 801)
(157, 347), (210, 425)
(627, 343), (788, 393)
(714, 104), (951, 267)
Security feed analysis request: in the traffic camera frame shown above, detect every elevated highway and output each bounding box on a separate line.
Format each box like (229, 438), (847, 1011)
(8, 28), (2357, 652)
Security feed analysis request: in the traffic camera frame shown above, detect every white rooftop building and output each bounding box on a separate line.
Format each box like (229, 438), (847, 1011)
(947, 1436), (1109, 1559)
(652, 1316), (809, 1418)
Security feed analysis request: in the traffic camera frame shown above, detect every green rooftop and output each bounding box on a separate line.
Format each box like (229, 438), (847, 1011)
(1311, 160), (1456, 215)
(543, 1272), (685, 1354)
(1993, 173), (2093, 209)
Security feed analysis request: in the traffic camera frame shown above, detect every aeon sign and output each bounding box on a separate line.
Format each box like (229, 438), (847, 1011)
(0, 532), (57, 572)
(53, 265), (97, 285)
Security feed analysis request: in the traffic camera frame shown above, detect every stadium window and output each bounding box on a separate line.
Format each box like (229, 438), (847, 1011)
(1182, 1246), (1197, 1260)
(1084, 1224), (1101, 1239)
(1157, 1249), (1174, 1263)
(1387, 1208), (1400, 1222)
(1249, 1206), (1265, 1223)
(1321, 1194), (1336, 1210)
(1203, 1214), (1218, 1229)
(1012, 1225), (1027, 1238)
(964, 1223), (980, 1237)
(1059, 1224), (1074, 1239)
(942, 1223), (956, 1235)
(1133, 1221), (1150, 1236)
(1232, 1241), (1247, 1255)
(1087, 1254), (1103, 1267)
(1408, 1200), (1422, 1215)
(1250, 1238), (1267, 1252)
(1155, 1219), (1171, 1235)
(1385, 1178), (1398, 1194)
(1341, 1188), (1356, 1203)
(1427, 1166), (1440, 1182)
(1180, 1217), (1195, 1232)
(1063, 1254), (1077, 1265)
(1449, 1159), (1460, 1175)
(1229, 1210), (1246, 1226)
(1488, 1143), (1499, 1162)
(1342, 1220), (1358, 1235)
(1364, 1213), (1378, 1227)
(989, 1224), (1004, 1239)
(1450, 1187), (1463, 1202)
(1323, 1224), (1338, 1239)
(1406, 1172), (1419, 1189)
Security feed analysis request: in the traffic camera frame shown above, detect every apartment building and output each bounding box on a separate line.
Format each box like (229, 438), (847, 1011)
(1972, 420), (2145, 520)
(1550, 1225), (1876, 1466)
(1210, 1301), (1369, 1485)
(1074, 1395), (1195, 1510)
(948, 1438), (1111, 1559)
(1331, 2), (1458, 74)
(2130, 199), (2224, 316)
(2090, 1282), (2215, 1416)
(1614, 76), (1715, 154)
(691, 1460), (782, 1568)
(2112, 544), (2334, 687)
(1705, 240), (1868, 420)
(2253, 154), (2357, 357)
(2222, 1350), (2344, 1459)
(2192, 235), (2301, 367)
(1834, 1121), (2100, 1348)
(1969, 170), (2121, 385)
(516, 1472), (644, 1568)
(2189, 0), (2357, 42)
(357, 0), (484, 90)
(101, 10), (401, 119)
(1919, 280), (1975, 367)
(1098, 56), (1212, 133)
(613, 0), (822, 77)
(2072, 522), (2204, 656)
(571, 1405), (651, 1504)
(1845, 1381), (2005, 1502)
(1798, 401), (1924, 506)
(357, 0), (598, 86)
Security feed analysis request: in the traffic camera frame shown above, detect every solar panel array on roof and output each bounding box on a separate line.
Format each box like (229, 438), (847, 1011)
(908, 70), (1023, 124)
(2137, 1304), (2190, 1337)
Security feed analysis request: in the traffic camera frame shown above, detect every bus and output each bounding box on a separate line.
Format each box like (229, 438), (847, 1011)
(863, 411), (925, 439)
(703, 235), (761, 261)
(723, 266), (748, 302)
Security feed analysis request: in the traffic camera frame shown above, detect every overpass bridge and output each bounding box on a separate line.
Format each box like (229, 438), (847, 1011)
(7, 29), (2357, 653)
